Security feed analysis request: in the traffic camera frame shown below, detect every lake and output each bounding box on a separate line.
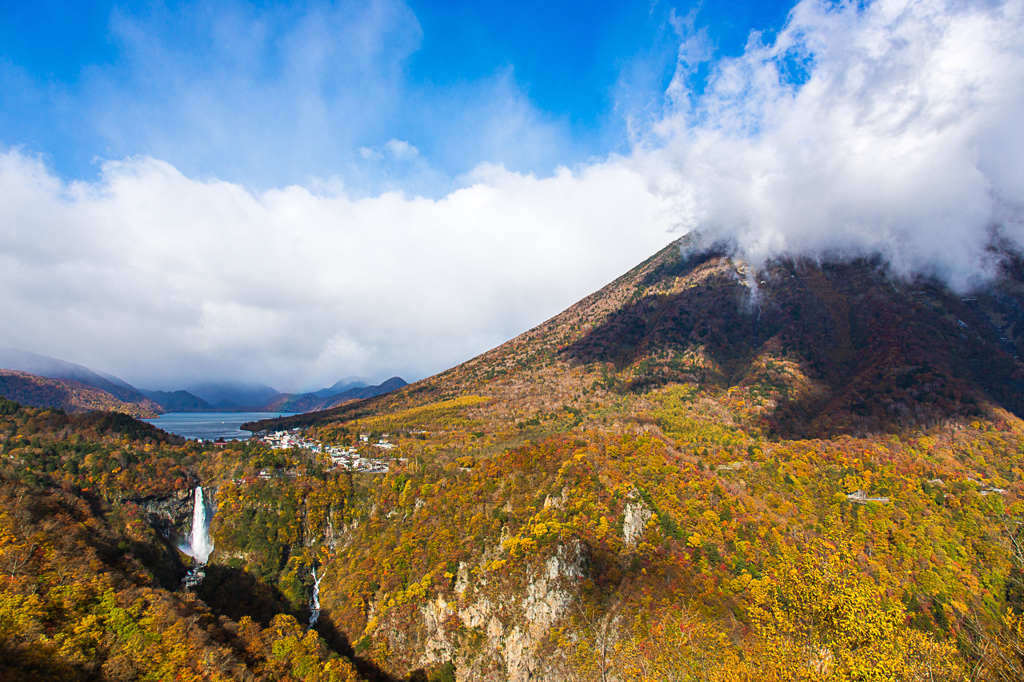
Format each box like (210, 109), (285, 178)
(143, 412), (296, 441)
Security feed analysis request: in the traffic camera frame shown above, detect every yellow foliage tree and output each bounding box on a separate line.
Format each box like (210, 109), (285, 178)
(746, 541), (966, 682)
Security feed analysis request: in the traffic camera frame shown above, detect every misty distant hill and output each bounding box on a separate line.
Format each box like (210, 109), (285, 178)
(184, 381), (283, 409)
(0, 348), (162, 415)
(311, 377), (369, 398)
(139, 389), (215, 413)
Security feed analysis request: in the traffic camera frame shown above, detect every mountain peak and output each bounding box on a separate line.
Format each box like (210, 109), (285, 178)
(259, 238), (1024, 441)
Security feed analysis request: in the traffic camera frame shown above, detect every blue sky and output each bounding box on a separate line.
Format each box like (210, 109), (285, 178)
(0, 0), (795, 192)
(1, 0), (1021, 391)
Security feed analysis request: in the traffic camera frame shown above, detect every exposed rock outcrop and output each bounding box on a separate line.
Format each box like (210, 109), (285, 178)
(622, 497), (653, 548)
(406, 541), (587, 682)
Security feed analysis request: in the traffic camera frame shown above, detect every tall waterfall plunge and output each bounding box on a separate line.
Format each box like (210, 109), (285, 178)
(181, 486), (214, 565)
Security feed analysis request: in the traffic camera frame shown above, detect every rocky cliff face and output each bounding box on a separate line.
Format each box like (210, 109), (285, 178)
(621, 497), (653, 548)
(135, 487), (205, 549)
(388, 540), (588, 682)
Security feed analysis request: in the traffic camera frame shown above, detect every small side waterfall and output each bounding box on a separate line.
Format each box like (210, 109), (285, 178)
(309, 567), (325, 627)
(180, 486), (214, 587)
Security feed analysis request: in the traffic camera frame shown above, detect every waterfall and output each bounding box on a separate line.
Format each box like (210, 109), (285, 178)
(181, 486), (214, 565)
(309, 567), (324, 627)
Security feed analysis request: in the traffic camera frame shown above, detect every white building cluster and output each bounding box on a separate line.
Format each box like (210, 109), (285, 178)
(324, 445), (389, 473)
(260, 428), (309, 450)
(256, 429), (391, 473)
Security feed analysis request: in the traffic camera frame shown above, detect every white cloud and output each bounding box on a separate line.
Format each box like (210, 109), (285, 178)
(641, 0), (1024, 290)
(0, 151), (673, 390)
(384, 139), (418, 158)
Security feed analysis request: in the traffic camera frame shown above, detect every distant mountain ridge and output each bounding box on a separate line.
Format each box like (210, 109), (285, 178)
(144, 377), (406, 413)
(0, 347), (405, 416)
(0, 347), (162, 413)
(311, 377), (369, 398)
(0, 348), (163, 416)
(0, 369), (161, 418)
(139, 389), (215, 412)
(259, 377), (407, 413)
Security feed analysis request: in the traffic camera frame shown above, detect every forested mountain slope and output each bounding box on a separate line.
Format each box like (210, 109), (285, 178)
(235, 237), (1024, 680)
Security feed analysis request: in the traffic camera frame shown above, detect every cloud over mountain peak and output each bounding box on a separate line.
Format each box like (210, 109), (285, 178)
(641, 0), (1024, 290)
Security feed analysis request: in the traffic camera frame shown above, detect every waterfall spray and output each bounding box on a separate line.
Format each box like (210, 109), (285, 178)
(181, 486), (214, 565)
(309, 567), (325, 627)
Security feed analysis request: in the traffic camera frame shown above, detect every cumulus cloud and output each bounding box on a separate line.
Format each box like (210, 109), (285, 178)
(0, 150), (672, 390)
(641, 0), (1024, 290)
